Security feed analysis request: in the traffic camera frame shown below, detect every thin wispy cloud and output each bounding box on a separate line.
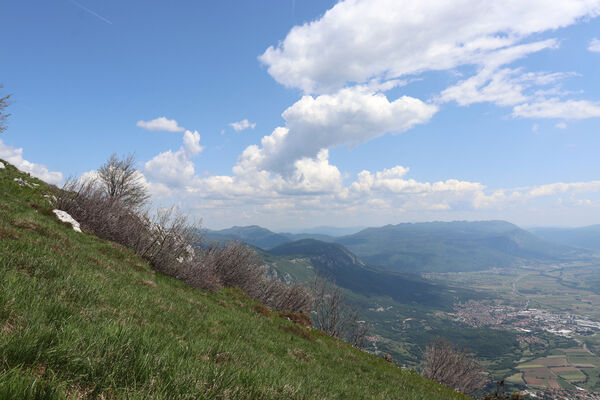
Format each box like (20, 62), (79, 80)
(69, 0), (113, 25)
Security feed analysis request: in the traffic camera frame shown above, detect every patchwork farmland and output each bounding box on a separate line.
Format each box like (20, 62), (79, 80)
(514, 349), (600, 390)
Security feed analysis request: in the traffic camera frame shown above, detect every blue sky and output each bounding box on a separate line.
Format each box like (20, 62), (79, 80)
(1, 0), (600, 230)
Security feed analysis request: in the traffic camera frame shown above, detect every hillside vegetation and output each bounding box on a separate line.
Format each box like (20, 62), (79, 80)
(267, 239), (479, 309)
(335, 221), (583, 273)
(0, 160), (470, 399)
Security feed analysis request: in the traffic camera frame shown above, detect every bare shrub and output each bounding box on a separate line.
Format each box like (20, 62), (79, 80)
(423, 338), (488, 395)
(200, 242), (313, 312)
(54, 153), (313, 308)
(346, 310), (370, 349)
(0, 84), (11, 134)
(54, 174), (219, 291)
(311, 275), (369, 348)
(202, 242), (263, 289)
(97, 153), (149, 209)
(55, 177), (146, 247)
(256, 279), (313, 313)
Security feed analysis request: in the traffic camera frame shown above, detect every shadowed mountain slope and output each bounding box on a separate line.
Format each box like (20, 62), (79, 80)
(268, 239), (478, 310)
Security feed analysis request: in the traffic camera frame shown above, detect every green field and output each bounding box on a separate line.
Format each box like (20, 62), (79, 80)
(517, 363), (544, 369)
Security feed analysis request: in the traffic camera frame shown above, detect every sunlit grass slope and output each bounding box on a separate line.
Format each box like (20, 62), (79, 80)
(0, 160), (470, 400)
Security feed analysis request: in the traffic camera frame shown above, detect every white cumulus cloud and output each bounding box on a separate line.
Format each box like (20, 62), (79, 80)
(0, 139), (63, 184)
(144, 130), (203, 187)
(260, 0), (600, 93)
(237, 86), (437, 173)
(229, 119), (256, 132)
(136, 117), (185, 132)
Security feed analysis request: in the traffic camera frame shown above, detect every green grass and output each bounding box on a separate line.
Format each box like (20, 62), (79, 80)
(552, 369), (586, 382)
(516, 363), (544, 369)
(505, 373), (524, 385)
(0, 160), (470, 400)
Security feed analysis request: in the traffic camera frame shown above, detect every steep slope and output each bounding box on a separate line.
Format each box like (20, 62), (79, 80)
(202, 225), (291, 249)
(530, 225), (600, 252)
(336, 221), (582, 273)
(0, 160), (469, 400)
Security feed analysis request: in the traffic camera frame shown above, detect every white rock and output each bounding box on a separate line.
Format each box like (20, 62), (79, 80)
(52, 209), (82, 233)
(0, 161), (5, 169)
(14, 177), (30, 187)
(43, 194), (58, 203)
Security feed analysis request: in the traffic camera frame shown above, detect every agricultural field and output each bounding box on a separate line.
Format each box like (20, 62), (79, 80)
(426, 262), (600, 320)
(513, 349), (600, 390)
(424, 263), (600, 393)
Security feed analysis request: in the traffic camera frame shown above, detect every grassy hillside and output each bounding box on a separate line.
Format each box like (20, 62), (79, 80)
(335, 221), (582, 273)
(0, 161), (470, 400)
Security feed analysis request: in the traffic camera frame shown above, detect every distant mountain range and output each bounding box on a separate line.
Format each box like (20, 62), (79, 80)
(335, 220), (585, 273)
(529, 225), (600, 252)
(201, 225), (291, 249)
(204, 220), (591, 273)
(282, 226), (366, 236)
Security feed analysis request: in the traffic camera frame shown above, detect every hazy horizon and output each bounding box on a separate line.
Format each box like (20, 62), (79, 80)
(203, 219), (600, 234)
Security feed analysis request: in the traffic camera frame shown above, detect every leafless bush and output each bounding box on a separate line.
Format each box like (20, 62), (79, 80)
(0, 84), (11, 134)
(311, 275), (369, 348)
(53, 154), (314, 308)
(423, 338), (488, 395)
(97, 153), (149, 209)
(55, 177), (148, 250)
(55, 179), (220, 291)
(202, 242), (263, 289)
(346, 310), (370, 349)
(256, 279), (313, 312)
(200, 242), (313, 312)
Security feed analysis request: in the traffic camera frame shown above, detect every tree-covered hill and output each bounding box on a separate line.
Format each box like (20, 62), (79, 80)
(267, 239), (476, 310)
(335, 221), (585, 273)
(202, 225), (292, 249)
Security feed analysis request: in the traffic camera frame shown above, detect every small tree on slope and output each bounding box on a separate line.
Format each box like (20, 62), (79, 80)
(97, 153), (149, 209)
(0, 85), (12, 134)
(423, 338), (488, 395)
